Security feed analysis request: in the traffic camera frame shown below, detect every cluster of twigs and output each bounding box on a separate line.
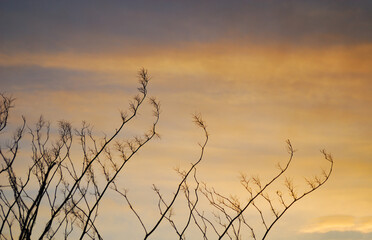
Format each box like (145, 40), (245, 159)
(122, 126), (333, 240)
(0, 69), (333, 240)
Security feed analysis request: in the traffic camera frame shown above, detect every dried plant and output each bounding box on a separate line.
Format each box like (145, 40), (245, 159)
(0, 69), (333, 240)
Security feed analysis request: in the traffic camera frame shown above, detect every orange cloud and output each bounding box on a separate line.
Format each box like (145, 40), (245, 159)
(1, 42), (371, 77)
(302, 215), (372, 233)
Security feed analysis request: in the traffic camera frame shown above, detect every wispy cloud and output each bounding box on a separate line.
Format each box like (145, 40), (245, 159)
(1, 42), (371, 79)
(302, 215), (372, 234)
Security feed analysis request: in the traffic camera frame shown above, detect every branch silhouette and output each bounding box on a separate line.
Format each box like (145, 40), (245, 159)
(0, 70), (334, 239)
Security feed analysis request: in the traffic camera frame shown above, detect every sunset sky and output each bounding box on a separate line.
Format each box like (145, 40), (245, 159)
(1, 1), (372, 239)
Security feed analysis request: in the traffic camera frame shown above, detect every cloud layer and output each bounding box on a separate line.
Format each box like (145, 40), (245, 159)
(303, 215), (372, 233)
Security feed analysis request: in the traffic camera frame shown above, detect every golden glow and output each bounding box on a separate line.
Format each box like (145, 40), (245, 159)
(302, 215), (372, 233)
(1, 43), (371, 77)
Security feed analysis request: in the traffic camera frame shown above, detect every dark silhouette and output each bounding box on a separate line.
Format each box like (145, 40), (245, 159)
(0, 69), (333, 239)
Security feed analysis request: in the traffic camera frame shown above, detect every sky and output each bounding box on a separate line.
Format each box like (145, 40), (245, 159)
(1, 1), (372, 239)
